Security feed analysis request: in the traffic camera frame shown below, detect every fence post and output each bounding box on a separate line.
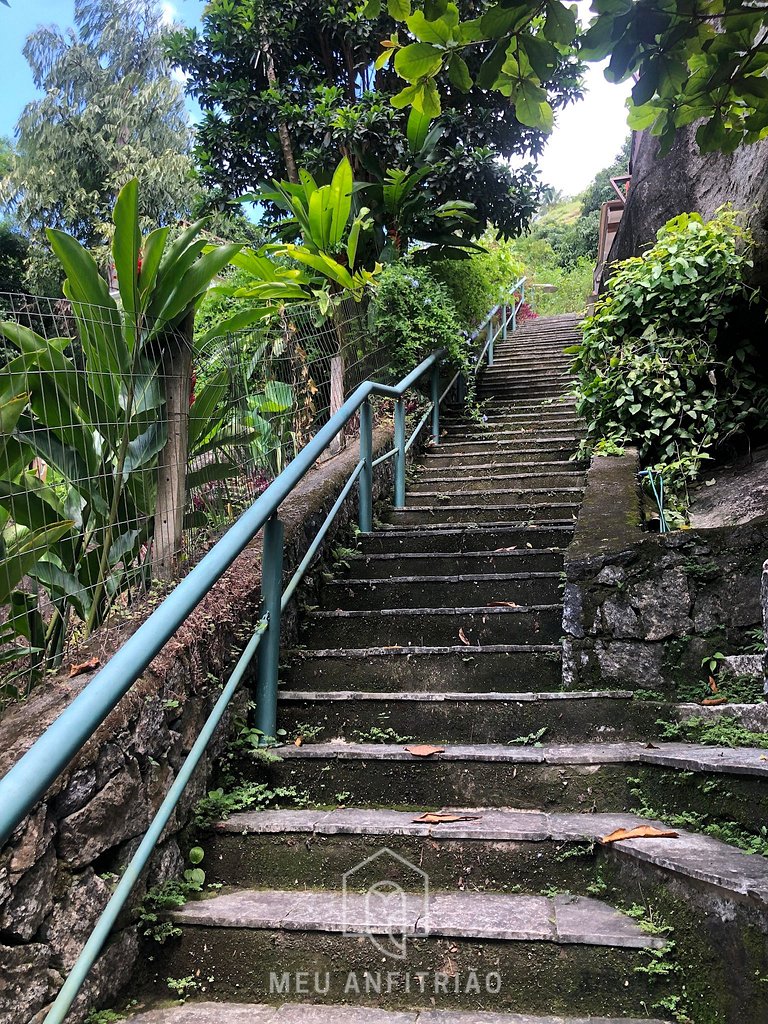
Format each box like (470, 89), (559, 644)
(487, 315), (495, 367)
(430, 360), (440, 446)
(394, 398), (406, 508)
(359, 398), (373, 532)
(256, 514), (284, 740)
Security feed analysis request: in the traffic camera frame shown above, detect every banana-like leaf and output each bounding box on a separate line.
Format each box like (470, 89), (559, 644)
(283, 246), (355, 290)
(0, 520), (75, 604)
(123, 420), (167, 478)
(188, 370), (229, 450)
(29, 561), (90, 620)
(112, 179), (142, 344)
(197, 306), (274, 346)
(308, 187), (332, 253)
(187, 462), (240, 490)
(154, 242), (244, 327)
(328, 157), (353, 248)
(0, 392), (27, 458)
(138, 226), (170, 308)
(251, 381), (294, 414)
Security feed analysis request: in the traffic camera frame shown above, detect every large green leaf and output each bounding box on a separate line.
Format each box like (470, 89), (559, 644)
(155, 243), (244, 326)
(514, 79), (554, 131)
(197, 306), (274, 346)
(112, 178), (142, 338)
(394, 42), (444, 82)
(138, 226), (170, 310)
(252, 381), (294, 414)
(0, 393), (27, 458)
(406, 107), (433, 152)
(188, 370), (229, 450)
(0, 520), (75, 604)
(328, 157), (353, 248)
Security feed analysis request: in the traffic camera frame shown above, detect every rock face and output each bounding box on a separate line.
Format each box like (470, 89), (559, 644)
(564, 452), (768, 695)
(609, 126), (768, 290)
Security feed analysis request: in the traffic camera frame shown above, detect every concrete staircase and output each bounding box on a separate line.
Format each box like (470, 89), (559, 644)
(126, 315), (768, 1024)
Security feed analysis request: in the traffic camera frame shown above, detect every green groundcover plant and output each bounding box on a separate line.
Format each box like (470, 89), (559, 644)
(569, 207), (768, 506)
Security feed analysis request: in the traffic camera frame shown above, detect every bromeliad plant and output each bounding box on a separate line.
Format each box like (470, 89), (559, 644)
(0, 179), (244, 689)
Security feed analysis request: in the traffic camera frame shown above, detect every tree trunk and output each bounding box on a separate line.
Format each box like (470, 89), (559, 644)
(260, 34), (299, 184)
(153, 311), (194, 581)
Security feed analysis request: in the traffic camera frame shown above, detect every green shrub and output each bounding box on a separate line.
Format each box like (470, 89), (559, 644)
(570, 208), (768, 502)
(510, 236), (593, 316)
(370, 260), (470, 377)
(427, 239), (525, 329)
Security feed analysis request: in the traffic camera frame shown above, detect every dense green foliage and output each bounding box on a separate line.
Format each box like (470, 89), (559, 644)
(3, 0), (195, 293)
(370, 260), (468, 377)
(428, 238), (524, 327)
(571, 208), (768, 496)
(380, 1), (768, 155)
(166, 0), (582, 239)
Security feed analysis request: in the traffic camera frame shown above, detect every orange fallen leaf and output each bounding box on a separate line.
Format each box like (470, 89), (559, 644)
(458, 628), (470, 646)
(488, 600), (518, 608)
(68, 657), (100, 678)
(294, 736), (304, 747)
(601, 825), (678, 845)
(708, 676), (719, 693)
(405, 745), (445, 758)
(701, 697), (728, 706)
(413, 812), (483, 824)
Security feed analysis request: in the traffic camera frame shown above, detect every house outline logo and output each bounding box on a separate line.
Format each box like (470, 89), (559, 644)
(341, 847), (430, 960)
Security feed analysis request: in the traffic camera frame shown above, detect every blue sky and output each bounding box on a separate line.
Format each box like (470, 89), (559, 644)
(0, 1), (631, 196)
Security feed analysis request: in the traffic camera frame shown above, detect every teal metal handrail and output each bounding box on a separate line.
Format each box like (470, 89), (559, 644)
(0, 287), (525, 1024)
(471, 275), (527, 370)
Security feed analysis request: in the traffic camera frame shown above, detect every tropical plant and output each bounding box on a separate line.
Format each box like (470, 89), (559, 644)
(570, 208), (768, 504)
(0, 180), (243, 690)
(380, 1), (768, 155)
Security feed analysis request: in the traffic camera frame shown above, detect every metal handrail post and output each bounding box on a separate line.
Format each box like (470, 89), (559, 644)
(487, 316), (495, 366)
(501, 303), (508, 342)
(359, 399), (373, 532)
(255, 514), (284, 738)
(430, 360), (440, 446)
(394, 398), (406, 507)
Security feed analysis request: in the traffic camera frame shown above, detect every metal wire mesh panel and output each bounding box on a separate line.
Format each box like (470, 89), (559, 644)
(0, 291), (387, 707)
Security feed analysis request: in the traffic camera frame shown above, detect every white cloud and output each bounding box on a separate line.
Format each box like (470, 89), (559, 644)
(160, 2), (177, 27)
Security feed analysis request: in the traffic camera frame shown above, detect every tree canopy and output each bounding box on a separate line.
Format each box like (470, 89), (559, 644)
(2, 0), (196, 291)
(375, 0), (768, 155)
(166, 0), (583, 239)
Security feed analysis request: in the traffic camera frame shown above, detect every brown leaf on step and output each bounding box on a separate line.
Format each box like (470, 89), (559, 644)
(68, 657), (100, 678)
(494, 546), (517, 552)
(600, 825), (679, 845)
(645, 742), (658, 749)
(380, 645), (403, 650)
(413, 812), (483, 824)
(701, 696), (728, 706)
(458, 628), (470, 646)
(708, 676), (719, 693)
(294, 736), (303, 747)
(405, 745), (445, 758)
(487, 600), (518, 608)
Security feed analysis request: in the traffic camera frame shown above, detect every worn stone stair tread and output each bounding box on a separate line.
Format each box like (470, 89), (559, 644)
(279, 689), (634, 703)
(273, 739), (768, 776)
(124, 1002), (670, 1024)
(168, 888), (662, 949)
(288, 643), (561, 657)
(306, 604), (562, 620)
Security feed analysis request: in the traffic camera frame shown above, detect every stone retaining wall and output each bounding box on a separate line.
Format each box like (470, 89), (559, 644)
(564, 452), (768, 695)
(0, 426), (394, 1024)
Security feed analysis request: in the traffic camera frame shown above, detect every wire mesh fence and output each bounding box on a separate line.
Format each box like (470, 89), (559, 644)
(0, 291), (388, 707)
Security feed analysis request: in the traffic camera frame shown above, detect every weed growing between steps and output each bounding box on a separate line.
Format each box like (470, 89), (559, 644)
(656, 716), (768, 748)
(629, 773), (768, 857)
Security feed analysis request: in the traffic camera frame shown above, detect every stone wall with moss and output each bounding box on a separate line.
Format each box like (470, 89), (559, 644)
(564, 453), (768, 699)
(0, 426), (394, 1024)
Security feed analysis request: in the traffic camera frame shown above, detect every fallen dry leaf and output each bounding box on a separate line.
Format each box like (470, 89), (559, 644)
(68, 657), (100, 678)
(413, 812), (483, 824)
(701, 697), (728, 706)
(458, 628), (470, 646)
(487, 600), (518, 608)
(405, 745), (445, 758)
(294, 737), (303, 747)
(494, 546), (517, 552)
(708, 676), (719, 693)
(601, 825), (679, 844)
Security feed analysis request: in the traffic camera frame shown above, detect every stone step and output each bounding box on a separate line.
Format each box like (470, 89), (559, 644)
(387, 505), (579, 526)
(347, 549), (565, 578)
(421, 450), (581, 467)
(300, 605), (563, 648)
(125, 1004), (669, 1024)
(361, 526), (574, 555)
(404, 489), (583, 508)
(150, 890), (664, 1016)
(277, 690), (665, 744)
(429, 438), (583, 454)
(265, 742), (768, 821)
(411, 473), (584, 493)
(440, 430), (586, 445)
(320, 574), (563, 612)
(284, 645), (564, 693)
